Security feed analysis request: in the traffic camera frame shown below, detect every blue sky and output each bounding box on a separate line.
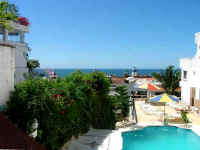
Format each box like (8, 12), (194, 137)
(10, 0), (200, 69)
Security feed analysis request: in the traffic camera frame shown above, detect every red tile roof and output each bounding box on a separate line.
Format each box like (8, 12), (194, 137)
(111, 76), (126, 84)
(135, 77), (156, 81)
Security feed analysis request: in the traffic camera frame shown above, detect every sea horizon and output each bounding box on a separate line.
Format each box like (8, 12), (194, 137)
(38, 67), (169, 69)
(36, 68), (166, 77)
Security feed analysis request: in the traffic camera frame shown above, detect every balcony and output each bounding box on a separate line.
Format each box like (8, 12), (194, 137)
(0, 21), (29, 44)
(0, 21), (29, 33)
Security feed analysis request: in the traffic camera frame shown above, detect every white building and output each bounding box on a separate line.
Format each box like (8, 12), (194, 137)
(0, 21), (29, 108)
(180, 32), (200, 106)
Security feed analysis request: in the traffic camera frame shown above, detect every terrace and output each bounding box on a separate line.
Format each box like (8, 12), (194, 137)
(0, 21), (29, 44)
(64, 99), (200, 150)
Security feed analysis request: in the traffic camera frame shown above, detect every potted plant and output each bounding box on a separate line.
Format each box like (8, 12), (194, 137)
(18, 17), (30, 26)
(181, 111), (190, 128)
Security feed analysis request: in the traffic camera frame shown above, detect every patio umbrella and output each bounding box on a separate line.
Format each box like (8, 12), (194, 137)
(150, 93), (180, 123)
(133, 83), (162, 91)
(133, 83), (148, 91)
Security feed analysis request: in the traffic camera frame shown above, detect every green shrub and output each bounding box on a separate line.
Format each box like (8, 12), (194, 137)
(6, 71), (116, 150)
(114, 86), (130, 120)
(181, 111), (189, 125)
(84, 72), (115, 129)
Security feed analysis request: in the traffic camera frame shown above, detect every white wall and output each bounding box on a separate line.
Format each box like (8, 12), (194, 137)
(180, 32), (200, 105)
(180, 82), (190, 105)
(0, 44), (15, 105)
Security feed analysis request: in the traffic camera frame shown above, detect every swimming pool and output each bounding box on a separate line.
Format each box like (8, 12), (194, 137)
(122, 126), (200, 150)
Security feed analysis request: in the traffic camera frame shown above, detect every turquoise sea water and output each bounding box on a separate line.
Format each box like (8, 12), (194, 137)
(122, 126), (200, 150)
(36, 69), (162, 77)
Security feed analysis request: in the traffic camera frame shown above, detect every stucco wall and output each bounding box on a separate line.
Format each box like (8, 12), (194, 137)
(180, 32), (200, 106)
(180, 82), (190, 105)
(0, 44), (15, 105)
(0, 40), (29, 84)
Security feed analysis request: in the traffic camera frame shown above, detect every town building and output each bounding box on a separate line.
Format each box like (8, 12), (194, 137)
(180, 32), (200, 106)
(131, 67), (137, 77)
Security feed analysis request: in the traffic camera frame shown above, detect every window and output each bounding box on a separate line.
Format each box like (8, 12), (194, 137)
(183, 71), (187, 79)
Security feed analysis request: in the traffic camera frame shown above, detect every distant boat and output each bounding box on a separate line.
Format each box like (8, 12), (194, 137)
(44, 68), (58, 79)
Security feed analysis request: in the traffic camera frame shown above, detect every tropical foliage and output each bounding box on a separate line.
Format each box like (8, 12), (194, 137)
(113, 86), (130, 121)
(27, 59), (40, 73)
(152, 65), (181, 95)
(0, 1), (29, 30)
(0, 1), (18, 29)
(5, 71), (128, 150)
(5, 2), (19, 16)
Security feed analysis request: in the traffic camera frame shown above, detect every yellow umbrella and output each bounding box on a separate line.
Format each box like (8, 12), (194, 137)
(150, 93), (180, 123)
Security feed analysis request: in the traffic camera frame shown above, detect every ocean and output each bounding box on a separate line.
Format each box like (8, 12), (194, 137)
(36, 69), (162, 77)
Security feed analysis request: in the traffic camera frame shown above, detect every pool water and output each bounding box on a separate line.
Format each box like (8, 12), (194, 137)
(122, 126), (200, 150)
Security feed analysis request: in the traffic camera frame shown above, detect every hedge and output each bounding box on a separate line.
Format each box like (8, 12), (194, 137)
(6, 71), (121, 150)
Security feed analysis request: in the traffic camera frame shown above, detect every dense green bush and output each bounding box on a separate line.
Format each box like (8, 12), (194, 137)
(115, 86), (130, 117)
(6, 71), (117, 150)
(112, 86), (130, 121)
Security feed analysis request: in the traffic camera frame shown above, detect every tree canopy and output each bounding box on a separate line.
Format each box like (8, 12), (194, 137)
(0, 1), (18, 30)
(152, 65), (181, 95)
(27, 59), (40, 73)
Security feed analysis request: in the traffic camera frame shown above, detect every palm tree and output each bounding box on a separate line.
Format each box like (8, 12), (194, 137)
(152, 65), (181, 95)
(27, 59), (40, 73)
(0, 1), (18, 30)
(7, 3), (19, 16)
